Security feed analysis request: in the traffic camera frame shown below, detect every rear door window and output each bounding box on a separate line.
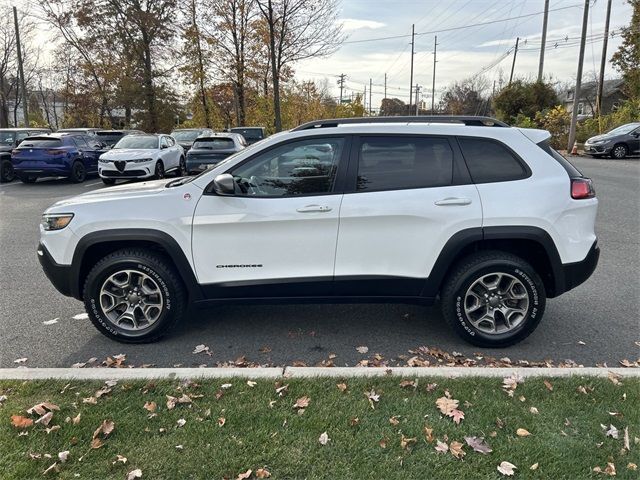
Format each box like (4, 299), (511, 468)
(356, 136), (454, 191)
(458, 137), (528, 183)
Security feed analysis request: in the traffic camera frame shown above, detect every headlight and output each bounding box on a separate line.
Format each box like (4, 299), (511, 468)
(41, 213), (74, 231)
(592, 139), (610, 145)
(99, 158), (111, 163)
(131, 157), (153, 163)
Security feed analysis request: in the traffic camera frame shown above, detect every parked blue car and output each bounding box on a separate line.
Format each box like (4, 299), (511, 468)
(11, 133), (103, 183)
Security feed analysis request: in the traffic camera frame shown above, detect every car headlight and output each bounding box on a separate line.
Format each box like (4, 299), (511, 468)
(41, 213), (74, 231)
(592, 139), (610, 144)
(99, 158), (111, 163)
(131, 157), (153, 163)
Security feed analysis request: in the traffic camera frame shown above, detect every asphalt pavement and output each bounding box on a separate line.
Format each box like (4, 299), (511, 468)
(0, 156), (638, 368)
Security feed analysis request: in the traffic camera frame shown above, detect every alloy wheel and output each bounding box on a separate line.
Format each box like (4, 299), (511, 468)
(612, 145), (627, 159)
(463, 272), (529, 335)
(99, 269), (164, 331)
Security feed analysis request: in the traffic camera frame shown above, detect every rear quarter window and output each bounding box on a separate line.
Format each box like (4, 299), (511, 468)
(458, 137), (529, 183)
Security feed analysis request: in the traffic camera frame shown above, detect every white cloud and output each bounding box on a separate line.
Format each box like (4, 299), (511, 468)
(340, 18), (386, 31)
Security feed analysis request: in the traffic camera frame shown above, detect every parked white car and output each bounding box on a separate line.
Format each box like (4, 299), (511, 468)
(98, 134), (185, 185)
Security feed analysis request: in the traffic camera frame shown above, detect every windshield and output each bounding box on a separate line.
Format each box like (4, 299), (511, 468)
(193, 138), (234, 150)
(172, 131), (201, 142)
(608, 123), (639, 135)
(113, 136), (158, 149)
(231, 128), (263, 140)
(0, 131), (15, 145)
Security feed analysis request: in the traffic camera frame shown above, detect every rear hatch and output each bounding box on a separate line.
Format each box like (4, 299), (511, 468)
(12, 138), (69, 165)
(188, 138), (237, 163)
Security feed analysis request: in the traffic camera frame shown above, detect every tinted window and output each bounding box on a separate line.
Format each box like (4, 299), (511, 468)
(171, 130), (200, 142)
(357, 136), (453, 191)
(17, 138), (63, 148)
(0, 131), (15, 144)
(73, 136), (89, 148)
(458, 137), (527, 183)
(193, 138), (235, 149)
(230, 138), (344, 197)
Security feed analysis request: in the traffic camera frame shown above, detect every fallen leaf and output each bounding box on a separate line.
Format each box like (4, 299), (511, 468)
(143, 401), (157, 413)
(608, 372), (623, 386)
(365, 389), (380, 409)
(449, 441), (465, 459)
(72, 313), (89, 320)
(176, 418), (186, 428)
(45, 425), (60, 434)
(336, 383), (348, 392)
(246, 381), (257, 388)
(113, 455), (127, 464)
(426, 383), (438, 392)
(90, 438), (103, 449)
(27, 402), (59, 416)
(389, 416), (400, 426)
(399, 380), (416, 389)
(379, 437), (387, 448)
(13, 357), (28, 364)
(624, 427), (630, 450)
(349, 417), (360, 427)
(126, 469), (143, 480)
(627, 463), (637, 471)
(356, 346), (369, 354)
(450, 409), (465, 425)
(593, 462), (617, 476)
(529, 407), (539, 414)
(601, 424), (619, 439)
(424, 426), (434, 443)
(217, 417), (226, 427)
(577, 340), (586, 345)
(42, 462), (58, 475)
(72, 413), (81, 425)
(175, 444), (184, 450)
(192, 344), (209, 354)
(236, 469), (252, 480)
(516, 428), (531, 437)
(436, 396), (459, 415)
(293, 396), (310, 410)
(543, 380), (553, 391)
(35, 411), (54, 426)
(435, 440), (448, 453)
(11, 415), (33, 429)
(221, 383), (232, 389)
(58, 451), (69, 463)
(43, 318), (59, 325)
(464, 436), (492, 454)
(319, 431), (330, 445)
(400, 434), (416, 450)
(530, 463), (539, 470)
(256, 467), (271, 478)
(498, 461), (517, 476)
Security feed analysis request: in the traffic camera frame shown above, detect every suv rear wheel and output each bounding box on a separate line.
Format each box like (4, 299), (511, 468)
(83, 249), (186, 343)
(440, 251), (546, 347)
(1, 159), (15, 182)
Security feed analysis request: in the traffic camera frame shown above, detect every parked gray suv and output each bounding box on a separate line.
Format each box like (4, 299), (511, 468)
(584, 122), (640, 159)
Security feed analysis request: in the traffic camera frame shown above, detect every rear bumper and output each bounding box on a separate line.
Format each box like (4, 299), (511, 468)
(37, 243), (76, 298)
(558, 240), (599, 294)
(14, 166), (70, 177)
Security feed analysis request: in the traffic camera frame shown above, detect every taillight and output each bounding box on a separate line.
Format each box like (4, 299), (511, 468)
(571, 178), (595, 199)
(46, 149), (65, 156)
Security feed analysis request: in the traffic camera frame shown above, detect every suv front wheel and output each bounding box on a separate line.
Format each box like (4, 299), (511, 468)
(441, 251), (546, 347)
(83, 249), (186, 343)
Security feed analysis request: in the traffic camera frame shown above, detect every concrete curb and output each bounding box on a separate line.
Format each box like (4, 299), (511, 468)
(0, 366), (637, 380)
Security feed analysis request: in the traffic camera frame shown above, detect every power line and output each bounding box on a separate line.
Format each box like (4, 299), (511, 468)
(341, 4), (582, 45)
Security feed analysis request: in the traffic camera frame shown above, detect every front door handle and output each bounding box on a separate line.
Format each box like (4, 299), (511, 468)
(434, 197), (472, 206)
(296, 205), (332, 213)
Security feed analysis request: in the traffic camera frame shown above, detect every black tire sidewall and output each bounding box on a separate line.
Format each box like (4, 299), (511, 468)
(155, 161), (164, 179)
(447, 259), (545, 347)
(1, 160), (14, 182)
(612, 144), (627, 159)
(71, 161), (86, 182)
(84, 255), (179, 342)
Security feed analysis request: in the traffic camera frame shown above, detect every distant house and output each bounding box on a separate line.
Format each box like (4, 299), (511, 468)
(561, 79), (627, 118)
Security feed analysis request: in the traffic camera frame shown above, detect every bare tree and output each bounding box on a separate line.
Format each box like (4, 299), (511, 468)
(256, 0), (345, 131)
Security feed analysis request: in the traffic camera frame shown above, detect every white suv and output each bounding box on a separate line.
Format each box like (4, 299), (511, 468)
(98, 134), (185, 185)
(38, 117), (599, 347)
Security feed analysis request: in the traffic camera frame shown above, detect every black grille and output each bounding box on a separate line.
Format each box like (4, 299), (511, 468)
(102, 170), (146, 177)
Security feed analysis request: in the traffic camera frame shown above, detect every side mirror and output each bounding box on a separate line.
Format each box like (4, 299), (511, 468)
(213, 173), (235, 195)
(631, 131), (640, 138)
(161, 144), (168, 149)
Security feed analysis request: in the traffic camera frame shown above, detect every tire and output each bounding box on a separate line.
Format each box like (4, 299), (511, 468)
(69, 161), (86, 183)
(176, 156), (186, 177)
(82, 249), (186, 343)
(440, 251), (546, 348)
(610, 143), (628, 159)
(102, 178), (116, 185)
(1, 159), (15, 183)
(154, 161), (165, 179)
(18, 174), (37, 184)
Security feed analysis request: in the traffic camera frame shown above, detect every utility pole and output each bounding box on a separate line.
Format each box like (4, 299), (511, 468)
(364, 84), (367, 114)
(538, 0), (550, 82)
(384, 73), (387, 100)
(568, 0), (590, 152)
(431, 35), (438, 113)
(596, 0), (613, 118)
(13, 6), (28, 127)
(337, 74), (346, 104)
(408, 24), (415, 114)
(415, 85), (421, 115)
(509, 37), (519, 85)
(369, 78), (372, 116)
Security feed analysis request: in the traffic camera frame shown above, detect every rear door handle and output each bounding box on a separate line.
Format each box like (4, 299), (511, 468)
(296, 205), (332, 213)
(434, 197), (472, 206)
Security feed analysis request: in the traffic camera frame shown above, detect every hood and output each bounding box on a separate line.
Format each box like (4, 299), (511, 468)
(46, 178), (174, 211)
(100, 149), (157, 160)
(586, 134), (611, 143)
(0, 145), (13, 153)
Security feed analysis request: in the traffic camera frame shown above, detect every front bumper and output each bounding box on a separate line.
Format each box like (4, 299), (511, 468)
(584, 143), (611, 154)
(560, 240), (600, 294)
(99, 162), (154, 178)
(37, 243), (75, 298)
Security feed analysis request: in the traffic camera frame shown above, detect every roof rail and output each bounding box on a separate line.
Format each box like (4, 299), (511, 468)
(292, 115), (509, 131)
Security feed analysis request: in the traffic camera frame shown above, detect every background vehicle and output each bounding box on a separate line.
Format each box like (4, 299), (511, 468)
(170, 128), (214, 153)
(39, 116), (598, 347)
(57, 128), (102, 136)
(584, 122), (640, 159)
(95, 129), (145, 149)
(12, 132), (102, 183)
(0, 127), (52, 182)
(186, 133), (245, 174)
(98, 133), (185, 185)
(230, 127), (266, 145)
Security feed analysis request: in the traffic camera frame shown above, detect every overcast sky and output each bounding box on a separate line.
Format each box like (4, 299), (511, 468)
(296, 0), (633, 111)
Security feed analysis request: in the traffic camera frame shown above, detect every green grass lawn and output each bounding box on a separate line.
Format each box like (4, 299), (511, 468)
(1, 375), (638, 479)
